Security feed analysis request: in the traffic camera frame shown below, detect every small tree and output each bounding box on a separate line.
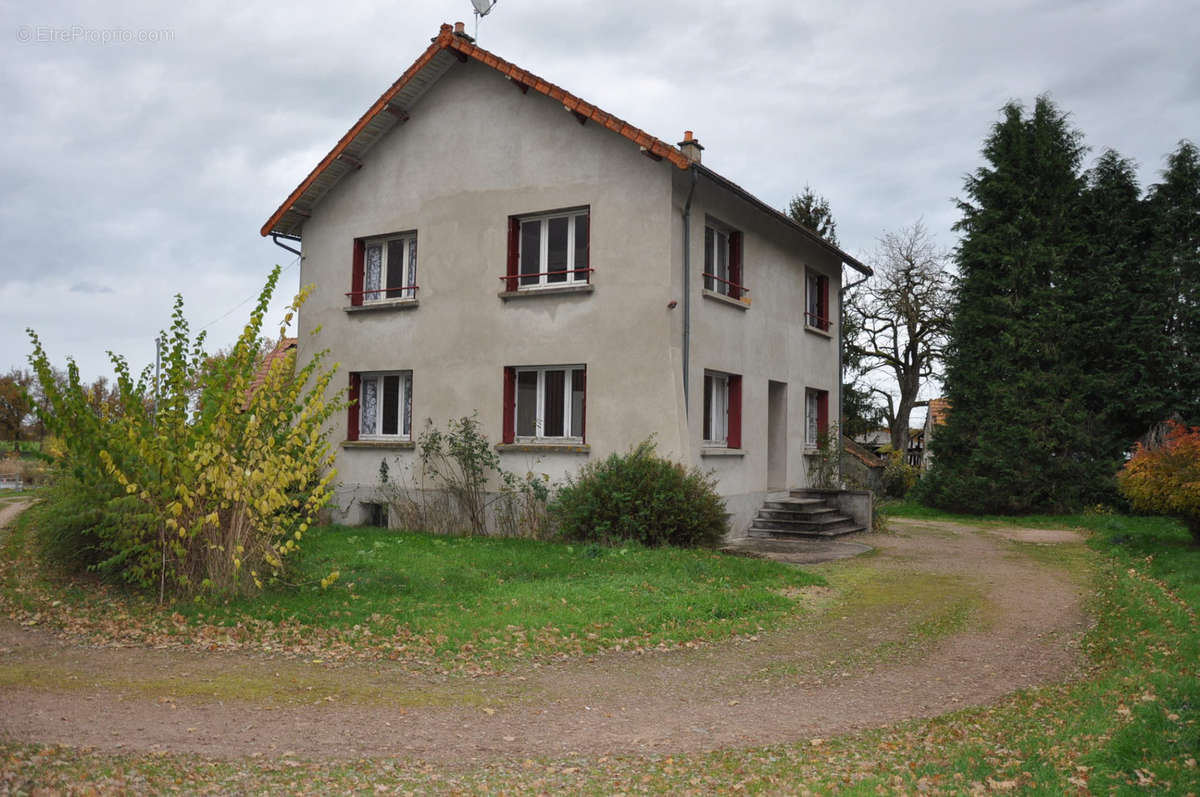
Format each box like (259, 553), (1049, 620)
(1118, 420), (1200, 543)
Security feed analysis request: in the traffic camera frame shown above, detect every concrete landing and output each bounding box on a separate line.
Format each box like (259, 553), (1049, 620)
(721, 536), (873, 565)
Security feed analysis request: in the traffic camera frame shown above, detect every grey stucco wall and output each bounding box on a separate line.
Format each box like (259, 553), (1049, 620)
(292, 58), (845, 537)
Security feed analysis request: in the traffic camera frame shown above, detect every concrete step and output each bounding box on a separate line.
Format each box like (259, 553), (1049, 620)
(748, 523), (866, 540)
(750, 514), (856, 532)
(757, 507), (840, 522)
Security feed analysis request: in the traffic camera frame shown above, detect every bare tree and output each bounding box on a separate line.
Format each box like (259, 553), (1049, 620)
(849, 221), (953, 452)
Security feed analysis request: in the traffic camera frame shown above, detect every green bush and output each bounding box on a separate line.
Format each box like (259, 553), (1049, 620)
(550, 439), (727, 548)
(879, 445), (919, 499)
(26, 267), (343, 599)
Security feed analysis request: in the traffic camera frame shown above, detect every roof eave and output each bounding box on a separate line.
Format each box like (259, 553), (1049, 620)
(693, 164), (871, 277)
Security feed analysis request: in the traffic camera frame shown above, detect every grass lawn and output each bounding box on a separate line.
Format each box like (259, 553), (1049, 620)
(3, 500), (1198, 793)
(1, 508), (824, 671)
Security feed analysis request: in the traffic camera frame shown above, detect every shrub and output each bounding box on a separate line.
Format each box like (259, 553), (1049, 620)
(27, 267), (343, 599)
(1117, 420), (1200, 543)
(375, 415), (552, 538)
(879, 445), (919, 499)
(550, 439), (727, 548)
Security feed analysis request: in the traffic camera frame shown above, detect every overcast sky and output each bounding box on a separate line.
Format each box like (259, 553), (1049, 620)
(3, 0), (1197, 418)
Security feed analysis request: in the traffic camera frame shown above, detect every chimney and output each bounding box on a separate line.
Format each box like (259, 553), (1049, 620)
(452, 21), (475, 43)
(677, 130), (704, 164)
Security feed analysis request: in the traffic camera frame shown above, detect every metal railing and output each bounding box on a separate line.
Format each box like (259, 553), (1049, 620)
(346, 286), (420, 301)
(805, 311), (831, 331)
(701, 272), (748, 299)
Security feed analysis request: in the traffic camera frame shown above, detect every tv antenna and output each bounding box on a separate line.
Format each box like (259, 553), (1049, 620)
(471, 0), (497, 40)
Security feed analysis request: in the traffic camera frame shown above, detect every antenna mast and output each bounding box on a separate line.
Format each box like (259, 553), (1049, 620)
(471, 0), (497, 40)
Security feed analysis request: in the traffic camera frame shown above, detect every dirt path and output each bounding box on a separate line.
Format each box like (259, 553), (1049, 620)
(0, 512), (1092, 764)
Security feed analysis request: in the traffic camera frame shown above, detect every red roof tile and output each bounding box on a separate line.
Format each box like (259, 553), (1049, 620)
(260, 24), (688, 238)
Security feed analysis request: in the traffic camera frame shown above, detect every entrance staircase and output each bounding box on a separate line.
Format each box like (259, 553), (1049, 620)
(748, 489), (866, 539)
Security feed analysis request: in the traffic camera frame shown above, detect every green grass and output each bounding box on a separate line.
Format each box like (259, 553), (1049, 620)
(177, 526), (825, 666)
(0, 512), (824, 671)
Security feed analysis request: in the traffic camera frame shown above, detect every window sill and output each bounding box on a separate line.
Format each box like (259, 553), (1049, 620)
(496, 442), (591, 454)
(804, 323), (833, 338)
(345, 298), (420, 313)
(342, 439), (415, 450)
(701, 447), (745, 457)
(702, 289), (750, 310)
(499, 283), (594, 301)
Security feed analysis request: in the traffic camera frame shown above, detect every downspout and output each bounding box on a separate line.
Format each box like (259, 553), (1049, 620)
(838, 268), (870, 454)
(271, 233), (302, 259)
(681, 166), (698, 418)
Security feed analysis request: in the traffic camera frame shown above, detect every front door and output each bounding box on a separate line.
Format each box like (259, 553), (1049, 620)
(767, 380), (788, 490)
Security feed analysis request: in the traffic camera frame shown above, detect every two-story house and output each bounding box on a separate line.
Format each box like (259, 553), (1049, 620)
(260, 22), (872, 536)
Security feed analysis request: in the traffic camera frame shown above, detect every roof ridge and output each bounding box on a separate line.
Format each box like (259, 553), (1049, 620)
(261, 23), (687, 238)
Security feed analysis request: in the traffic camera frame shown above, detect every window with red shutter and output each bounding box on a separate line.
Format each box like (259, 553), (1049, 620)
(505, 208), (590, 291)
(727, 374), (742, 449)
(805, 388), (830, 446)
(347, 373), (361, 440)
(703, 221), (746, 299)
(502, 367), (516, 443)
(350, 240), (365, 307)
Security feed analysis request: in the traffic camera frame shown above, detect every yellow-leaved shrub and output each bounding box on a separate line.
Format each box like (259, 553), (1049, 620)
(28, 267), (342, 598)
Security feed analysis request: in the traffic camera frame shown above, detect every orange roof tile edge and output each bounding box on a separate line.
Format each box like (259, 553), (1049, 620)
(261, 24), (688, 237)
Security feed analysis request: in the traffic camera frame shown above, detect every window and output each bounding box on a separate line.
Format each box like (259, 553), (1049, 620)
(350, 233), (417, 305)
(703, 371), (742, 448)
(347, 371), (412, 441)
(502, 365), (586, 442)
(704, 222), (745, 299)
(805, 388), (829, 447)
(505, 208), (590, 290)
(806, 269), (830, 331)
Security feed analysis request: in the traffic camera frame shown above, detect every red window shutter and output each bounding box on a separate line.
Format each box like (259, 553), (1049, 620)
(350, 239), (365, 307)
(817, 390), (829, 440)
(580, 367), (587, 443)
(727, 374), (742, 449)
(506, 217), (520, 292)
(502, 366), (516, 443)
(347, 373), (361, 441)
(820, 275), (830, 329)
(728, 231), (743, 298)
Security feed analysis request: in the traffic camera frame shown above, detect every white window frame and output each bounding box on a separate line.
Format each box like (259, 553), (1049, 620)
(363, 232), (417, 302)
(518, 209), (589, 289)
(513, 365), (586, 441)
(358, 371), (413, 440)
(805, 388), (825, 447)
(806, 269), (829, 330)
(703, 371), (730, 446)
(704, 223), (731, 294)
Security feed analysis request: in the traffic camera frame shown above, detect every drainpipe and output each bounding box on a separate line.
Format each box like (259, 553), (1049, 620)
(271, 233), (302, 259)
(838, 268), (870, 463)
(681, 166), (698, 418)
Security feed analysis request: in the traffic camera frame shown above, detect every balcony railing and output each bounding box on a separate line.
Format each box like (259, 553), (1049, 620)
(805, 311), (831, 331)
(701, 272), (748, 300)
(347, 286), (419, 301)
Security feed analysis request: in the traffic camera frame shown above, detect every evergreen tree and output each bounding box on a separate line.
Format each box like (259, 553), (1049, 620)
(1148, 140), (1200, 424)
(921, 96), (1101, 513)
(787, 185), (839, 245)
(1072, 150), (1167, 454)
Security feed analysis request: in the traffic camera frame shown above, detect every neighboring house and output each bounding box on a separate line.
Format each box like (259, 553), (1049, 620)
(921, 398), (951, 469)
(841, 435), (885, 494)
(854, 428), (891, 457)
(260, 22), (872, 536)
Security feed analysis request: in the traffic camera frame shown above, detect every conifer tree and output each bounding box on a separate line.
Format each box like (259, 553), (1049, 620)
(921, 97), (1099, 513)
(1148, 140), (1200, 424)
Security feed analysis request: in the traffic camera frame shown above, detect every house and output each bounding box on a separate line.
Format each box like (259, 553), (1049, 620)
(260, 22), (872, 536)
(921, 398), (951, 469)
